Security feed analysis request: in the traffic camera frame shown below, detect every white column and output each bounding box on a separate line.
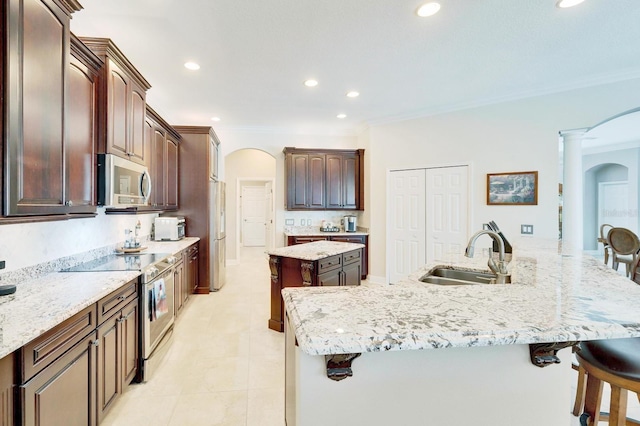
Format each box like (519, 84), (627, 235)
(561, 129), (587, 250)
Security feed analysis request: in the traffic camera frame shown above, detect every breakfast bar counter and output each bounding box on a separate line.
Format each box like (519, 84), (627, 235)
(282, 238), (640, 426)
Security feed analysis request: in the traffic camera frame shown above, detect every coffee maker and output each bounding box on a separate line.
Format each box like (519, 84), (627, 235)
(343, 215), (357, 232)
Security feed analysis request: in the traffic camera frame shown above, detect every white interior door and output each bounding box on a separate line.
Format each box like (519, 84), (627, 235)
(265, 181), (275, 252)
(241, 186), (266, 247)
(599, 181), (631, 232)
(426, 166), (469, 260)
(388, 169), (426, 284)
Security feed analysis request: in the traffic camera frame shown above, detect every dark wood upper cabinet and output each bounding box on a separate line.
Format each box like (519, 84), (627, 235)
(284, 148), (364, 211)
(3, 0), (82, 216)
(66, 33), (102, 214)
(79, 37), (151, 166)
(146, 105), (180, 210)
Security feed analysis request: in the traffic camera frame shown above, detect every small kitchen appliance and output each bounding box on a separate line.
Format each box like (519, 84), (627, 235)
(97, 153), (151, 208)
(343, 215), (357, 232)
(154, 216), (186, 241)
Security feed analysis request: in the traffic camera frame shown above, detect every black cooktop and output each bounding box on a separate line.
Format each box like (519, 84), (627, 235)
(64, 253), (171, 272)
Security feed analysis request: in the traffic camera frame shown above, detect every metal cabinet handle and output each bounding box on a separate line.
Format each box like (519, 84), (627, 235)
(118, 295), (127, 301)
(91, 339), (100, 347)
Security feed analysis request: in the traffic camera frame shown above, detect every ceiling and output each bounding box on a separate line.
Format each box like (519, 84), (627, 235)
(70, 0), (640, 136)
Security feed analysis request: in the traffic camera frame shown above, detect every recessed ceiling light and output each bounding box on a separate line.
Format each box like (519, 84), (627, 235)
(337, 114), (347, 119)
(416, 2), (441, 17)
(211, 117), (221, 122)
(346, 91), (359, 98)
(304, 79), (318, 87)
(184, 62), (200, 70)
(556, 0), (585, 7)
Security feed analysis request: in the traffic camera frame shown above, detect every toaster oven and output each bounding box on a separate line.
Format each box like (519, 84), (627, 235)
(154, 217), (185, 241)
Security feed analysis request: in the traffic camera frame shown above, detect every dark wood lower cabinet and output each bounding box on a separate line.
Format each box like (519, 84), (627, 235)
(0, 354), (15, 426)
(97, 298), (138, 423)
(20, 332), (98, 426)
(269, 248), (362, 332)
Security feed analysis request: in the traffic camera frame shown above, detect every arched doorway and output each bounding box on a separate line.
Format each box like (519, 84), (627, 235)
(561, 107), (640, 251)
(225, 148), (277, 264)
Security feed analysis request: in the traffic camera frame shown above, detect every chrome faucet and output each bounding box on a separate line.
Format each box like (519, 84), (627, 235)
(465, 230), (510, 284)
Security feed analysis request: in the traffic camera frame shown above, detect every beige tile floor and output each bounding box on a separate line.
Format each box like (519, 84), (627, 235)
(103, 246), (640, 426)
(102, 246), (285, 426)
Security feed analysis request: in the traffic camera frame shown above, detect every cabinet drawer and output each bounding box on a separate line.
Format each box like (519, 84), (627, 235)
(97, 279), (138, 324)
(20, 304), (97, 382)
(330, 235), (365, 244)
(342, 249), (361, 265)
(291, 236), (329, 245)
(186, 244), (198, 257)
(318, 254), (342, 273)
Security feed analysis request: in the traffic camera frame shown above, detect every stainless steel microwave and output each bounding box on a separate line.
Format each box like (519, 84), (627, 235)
(97, 154), (151, 208)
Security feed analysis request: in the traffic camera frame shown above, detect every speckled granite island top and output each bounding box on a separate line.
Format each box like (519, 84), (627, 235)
(283, 238), (640, 356)
(0, 237), (199, 359)
(268, 240), (365, 261)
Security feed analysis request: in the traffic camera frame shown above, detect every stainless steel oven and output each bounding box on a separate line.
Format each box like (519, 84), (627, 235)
(139, 254), (177, 382)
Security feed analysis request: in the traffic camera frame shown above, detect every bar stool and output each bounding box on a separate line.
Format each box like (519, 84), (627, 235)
(576, 338), (640, 426)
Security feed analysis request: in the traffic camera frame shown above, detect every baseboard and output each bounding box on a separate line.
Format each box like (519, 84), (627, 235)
(366, 275), (387, 285)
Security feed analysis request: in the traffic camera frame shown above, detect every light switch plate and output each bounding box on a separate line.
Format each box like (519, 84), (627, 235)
(521, 224), (534, 235)
(285, 219), (294, 226)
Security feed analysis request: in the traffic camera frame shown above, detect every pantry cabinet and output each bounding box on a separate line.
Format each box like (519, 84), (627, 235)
(283, 148), (364, 211)
(3, 0), (82, 216)
(79, 37), (151, 165)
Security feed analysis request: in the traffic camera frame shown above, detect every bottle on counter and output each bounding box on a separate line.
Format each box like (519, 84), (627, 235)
(135, 220), (141, 247)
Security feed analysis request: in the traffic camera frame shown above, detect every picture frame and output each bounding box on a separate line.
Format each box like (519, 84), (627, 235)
(487, 171), (538, 205)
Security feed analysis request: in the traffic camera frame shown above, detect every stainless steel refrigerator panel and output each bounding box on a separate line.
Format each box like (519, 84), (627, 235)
(210, 180), (226, 291)
(212, 237), (226, 291)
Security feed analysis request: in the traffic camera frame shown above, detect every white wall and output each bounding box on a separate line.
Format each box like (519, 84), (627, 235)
(365, 78), (640, 282)
(0, 211), (158, 272)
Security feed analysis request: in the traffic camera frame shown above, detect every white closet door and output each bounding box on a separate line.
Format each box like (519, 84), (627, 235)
(388, 169), (426, 284)
(426, 166), (468, 261)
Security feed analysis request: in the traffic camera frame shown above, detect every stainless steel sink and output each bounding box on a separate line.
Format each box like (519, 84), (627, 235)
(419, 267), (509, 285)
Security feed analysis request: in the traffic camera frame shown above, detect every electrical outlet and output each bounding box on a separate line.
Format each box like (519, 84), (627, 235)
(521, 225), (534, 235)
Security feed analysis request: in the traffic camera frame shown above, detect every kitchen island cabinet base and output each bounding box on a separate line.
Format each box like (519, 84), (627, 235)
(285, 317), (573, 426)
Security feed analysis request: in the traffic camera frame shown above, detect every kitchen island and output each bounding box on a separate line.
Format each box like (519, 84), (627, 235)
(282, 238), (640, 426)
(268, 240), (364, 332)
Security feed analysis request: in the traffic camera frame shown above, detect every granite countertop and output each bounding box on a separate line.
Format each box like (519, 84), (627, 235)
(268, 240), (365, 261)
(284, 226), (368, 237)
(0, 237), (199, 360)
(283, 238), (640, 356)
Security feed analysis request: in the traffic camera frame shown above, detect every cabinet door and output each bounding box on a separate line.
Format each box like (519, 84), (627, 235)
(129, 84), (146, 165)
(341, 153), (360, 210)
(0, 355), (15, 426)
(121, 299), (139, 386)
(97, 315), (120, 422)
(318, 268), (341, 286)
(5, 0), (69, 215)
(67, 45), (97, 213)
(21, 332), (97, 426)
(166, 136), (179, 209)
(342, 261), (362, 286)
(326, 153), (359, 210)
(308, 154), (326, 209)
(209, 136), (218, 180)
(106, 59), (130, 159)
(189, 250), (200, 292)
(151, 128), (166, 207)
(325, 154), (344, 209)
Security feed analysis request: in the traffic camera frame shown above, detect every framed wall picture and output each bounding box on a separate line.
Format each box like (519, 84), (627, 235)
(487, 171), (538, 205)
